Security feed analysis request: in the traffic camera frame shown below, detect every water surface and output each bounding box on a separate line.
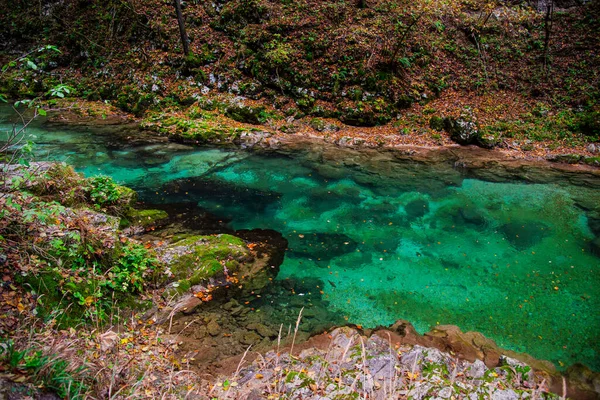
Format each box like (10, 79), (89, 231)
(2, 109), (599, 370)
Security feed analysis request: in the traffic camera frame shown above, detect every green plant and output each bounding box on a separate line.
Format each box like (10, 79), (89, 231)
(0, 340), (89, 398)
(87, 175), (124, 209)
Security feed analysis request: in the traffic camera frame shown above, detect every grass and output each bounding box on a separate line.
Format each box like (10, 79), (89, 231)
(0, 310), (207, 398)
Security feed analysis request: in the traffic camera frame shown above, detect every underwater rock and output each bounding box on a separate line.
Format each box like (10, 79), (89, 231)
(564, 364), (600, 399)
(123, 208), (169, 230)
(286, 232), (358, 262)
(404, 198), (429, 219)
(161, 177), (280, 214)
(588, 217), (600, 237)
(590, 237), (600, 257)
(499, 221), (548, 250)
(456, 206), (488, 229)
(207, 320), (221, 337)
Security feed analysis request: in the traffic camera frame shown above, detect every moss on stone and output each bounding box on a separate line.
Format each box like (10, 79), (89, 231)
(140, 113), (257, 144)
(163, 234), (248, 294)
(122, 208), (168, 228)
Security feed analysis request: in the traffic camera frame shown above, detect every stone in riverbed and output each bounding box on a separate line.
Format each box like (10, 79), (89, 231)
(286, 232), (358, 262)
(590, 237), (600, 257)
(241, 331), (262, 346)
(404, 198), (429, 219)
(499, 221), (548, 250)
(123, 208), (168, 229)
(207, 320), (221, 337)
(457, 207), (488, 229)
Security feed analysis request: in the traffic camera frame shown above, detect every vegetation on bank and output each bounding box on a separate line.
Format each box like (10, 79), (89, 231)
(0, 161), (252, 397)
(0, 0), (598, 154)
(0, 163), (157, 325)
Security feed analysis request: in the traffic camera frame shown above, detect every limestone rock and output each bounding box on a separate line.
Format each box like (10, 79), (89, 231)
(444, 117), (479, 145)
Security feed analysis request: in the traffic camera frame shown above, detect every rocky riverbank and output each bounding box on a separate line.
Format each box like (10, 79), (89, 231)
(203, 321), (599, 399)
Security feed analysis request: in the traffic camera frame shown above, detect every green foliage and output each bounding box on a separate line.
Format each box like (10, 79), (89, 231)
(116, 86), (156, 116)
(0, 340), (88, 398)
(35, 235), (159, 323)
(87, 175), (121, 207)
(85, 175), (136, 214)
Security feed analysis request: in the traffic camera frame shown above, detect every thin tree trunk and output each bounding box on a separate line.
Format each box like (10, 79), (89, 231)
(543, 0), (554, 71)
(173, 0), (189, 56)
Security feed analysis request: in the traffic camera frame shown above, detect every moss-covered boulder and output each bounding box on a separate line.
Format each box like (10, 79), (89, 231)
(122, 208), (169, 229)
(157, 229), (287, 300)
(444, 117), (479, 145)
(159, 234), (248, 295)
(225, 103), (271, 125)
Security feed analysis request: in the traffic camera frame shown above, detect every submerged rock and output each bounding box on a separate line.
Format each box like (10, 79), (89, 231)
(590, 237), (600, 257)
(286, 232), (358, 262)
(456, 206), (488, 229)
(123, 208), (169, 230)
(404, 198), (430, 219)
(499, 221), (549, 250)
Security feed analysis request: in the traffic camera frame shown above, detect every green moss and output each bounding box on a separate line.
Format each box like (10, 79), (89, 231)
(140, 113), (255, 144)
(122, 208), (168, 228)
(583, 156), (600, 166)
(166, 234), (248, 293)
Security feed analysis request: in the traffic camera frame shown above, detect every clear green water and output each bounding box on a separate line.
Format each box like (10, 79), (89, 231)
(2, 110), (599, 370)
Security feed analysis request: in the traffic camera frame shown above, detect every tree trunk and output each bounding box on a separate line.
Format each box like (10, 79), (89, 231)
(543, 0), (554, 70)
(173, 0), (189, 56)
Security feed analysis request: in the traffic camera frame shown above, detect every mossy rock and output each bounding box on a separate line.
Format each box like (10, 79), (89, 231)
(160, 234), (250, 297)
(444, 117), (479, 145)
(339, 101), (393, 127)
(583, 156), (600, 167)
(476, 132), (503, 149)
(548, 154), (582, 164)
(122, 208), (168, 229)
(141, 114), (249, 143)
(429, 116), (445, 131)
(225, 104), (270, 125)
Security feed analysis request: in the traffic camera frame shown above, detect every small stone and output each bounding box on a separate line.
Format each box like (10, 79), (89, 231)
(438, 387), (453, 399)
(207, 320), (220, 337)
(492, 389), (519, 400)
(241, 331), (261, 346)
(466, 359), (487, 379)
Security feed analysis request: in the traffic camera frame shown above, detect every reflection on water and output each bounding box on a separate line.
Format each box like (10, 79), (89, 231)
(2, 108), (599, 370)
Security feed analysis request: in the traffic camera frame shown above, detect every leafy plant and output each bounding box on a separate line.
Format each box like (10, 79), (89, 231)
(87, 175), (123, 208)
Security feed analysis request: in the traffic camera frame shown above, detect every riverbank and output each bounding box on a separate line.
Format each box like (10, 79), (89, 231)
(40, 97), (600, 166)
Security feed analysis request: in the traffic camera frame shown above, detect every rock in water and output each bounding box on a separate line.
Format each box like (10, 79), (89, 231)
(590, 237), (600, 257)
(286, 232), (358, 262)
(404, 199), (429, 219)
(499, 221), (548, 250)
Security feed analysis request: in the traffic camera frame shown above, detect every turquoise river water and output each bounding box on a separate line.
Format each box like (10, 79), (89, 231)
(2, 110), (599, 370)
